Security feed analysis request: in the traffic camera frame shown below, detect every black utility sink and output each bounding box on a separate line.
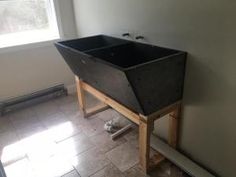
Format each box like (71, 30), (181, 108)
(55, 35), (187, 115)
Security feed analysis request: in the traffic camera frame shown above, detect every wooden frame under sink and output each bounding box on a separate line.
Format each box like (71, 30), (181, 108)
(75, 76), (181, 173)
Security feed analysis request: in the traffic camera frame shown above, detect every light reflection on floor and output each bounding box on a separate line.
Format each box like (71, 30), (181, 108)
(1, 121), (77, 177)
(0, 94), (189, 177)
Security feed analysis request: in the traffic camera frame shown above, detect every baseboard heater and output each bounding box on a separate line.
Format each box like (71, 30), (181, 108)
(0, 84), (67, 116)
(150, 135), (216, 177)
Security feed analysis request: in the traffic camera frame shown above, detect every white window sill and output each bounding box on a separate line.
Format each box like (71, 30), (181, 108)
(0, 30), (61, 54)
(0, 39), (60, 54)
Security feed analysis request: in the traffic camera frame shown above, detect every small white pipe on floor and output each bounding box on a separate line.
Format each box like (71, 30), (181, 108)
(111, 124), (132, 140)
(150, 135), (215, 177)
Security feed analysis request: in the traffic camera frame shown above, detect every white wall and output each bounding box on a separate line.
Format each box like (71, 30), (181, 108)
(73, 1), (236, 177)
(0, 0), (77, 101)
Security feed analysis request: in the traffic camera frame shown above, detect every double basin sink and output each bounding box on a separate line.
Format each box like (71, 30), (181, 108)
(55, 35), (187, 115)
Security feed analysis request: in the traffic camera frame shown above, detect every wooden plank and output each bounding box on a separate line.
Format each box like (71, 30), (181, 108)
(168, 103), (181, 148)
(139, 119), (151, 172)
(147, 101), (181, 121)
(75, 76), (86, 116)
(150, 136), (215, 177)
(149, 153), (165, 171)
(82, 81), (140, 125)
(111, 124), (132, 140)
(84, 104), (109, 118)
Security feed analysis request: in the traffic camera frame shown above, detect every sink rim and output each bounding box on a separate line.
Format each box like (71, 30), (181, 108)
(55, 34), (131, 52)
(55, 35), (186, 71)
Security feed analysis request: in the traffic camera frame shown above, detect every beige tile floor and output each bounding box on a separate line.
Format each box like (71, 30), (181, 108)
(0, 93), (190, 177)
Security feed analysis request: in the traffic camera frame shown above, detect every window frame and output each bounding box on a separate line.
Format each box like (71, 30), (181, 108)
(0, 0), (63, 53)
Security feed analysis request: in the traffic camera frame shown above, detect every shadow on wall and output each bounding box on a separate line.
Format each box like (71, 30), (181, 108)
(178, 54), (236, 176)
(182, 54), (231, 106)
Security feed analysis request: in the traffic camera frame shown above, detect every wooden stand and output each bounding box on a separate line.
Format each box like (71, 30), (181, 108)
(75, 76), (181, 173)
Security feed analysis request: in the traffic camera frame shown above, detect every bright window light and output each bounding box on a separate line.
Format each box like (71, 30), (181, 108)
(1, 121), (77, 177)
(0, 0), (60, 48)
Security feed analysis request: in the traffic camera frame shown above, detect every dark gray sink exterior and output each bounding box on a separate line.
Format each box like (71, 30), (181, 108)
(55, 35), (187, 115)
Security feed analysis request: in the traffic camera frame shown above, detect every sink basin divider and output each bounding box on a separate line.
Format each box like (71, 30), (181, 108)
(75, 76), (182, 173)
(83, 41), (132, 53)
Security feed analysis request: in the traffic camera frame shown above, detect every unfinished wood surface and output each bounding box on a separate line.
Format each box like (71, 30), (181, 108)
(75, 76), (86, 117)
(84, 103), (109, 118)
(149, 153), (165, 171)
(82, 81), (140, 125)
(147, 101), (181, 121)
(139, 118), (152, 172)
(168, 103), (181, 148)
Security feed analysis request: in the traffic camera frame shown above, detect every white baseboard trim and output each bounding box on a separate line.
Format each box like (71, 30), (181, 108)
(150, 135), (215, 177)
(66, 84), (76, 94)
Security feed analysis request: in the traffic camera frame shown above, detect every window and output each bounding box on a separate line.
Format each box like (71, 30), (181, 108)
(0, 0), (60, 48)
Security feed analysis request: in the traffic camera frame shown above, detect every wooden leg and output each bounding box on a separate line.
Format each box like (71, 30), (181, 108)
(139, 117), (151, 172)
(168, 103), (181, 148)
(75, 76), (109, 118)
(149, 153), (165, 171)
(75, 76), (86, 117)
(149, 117), (165, 171)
